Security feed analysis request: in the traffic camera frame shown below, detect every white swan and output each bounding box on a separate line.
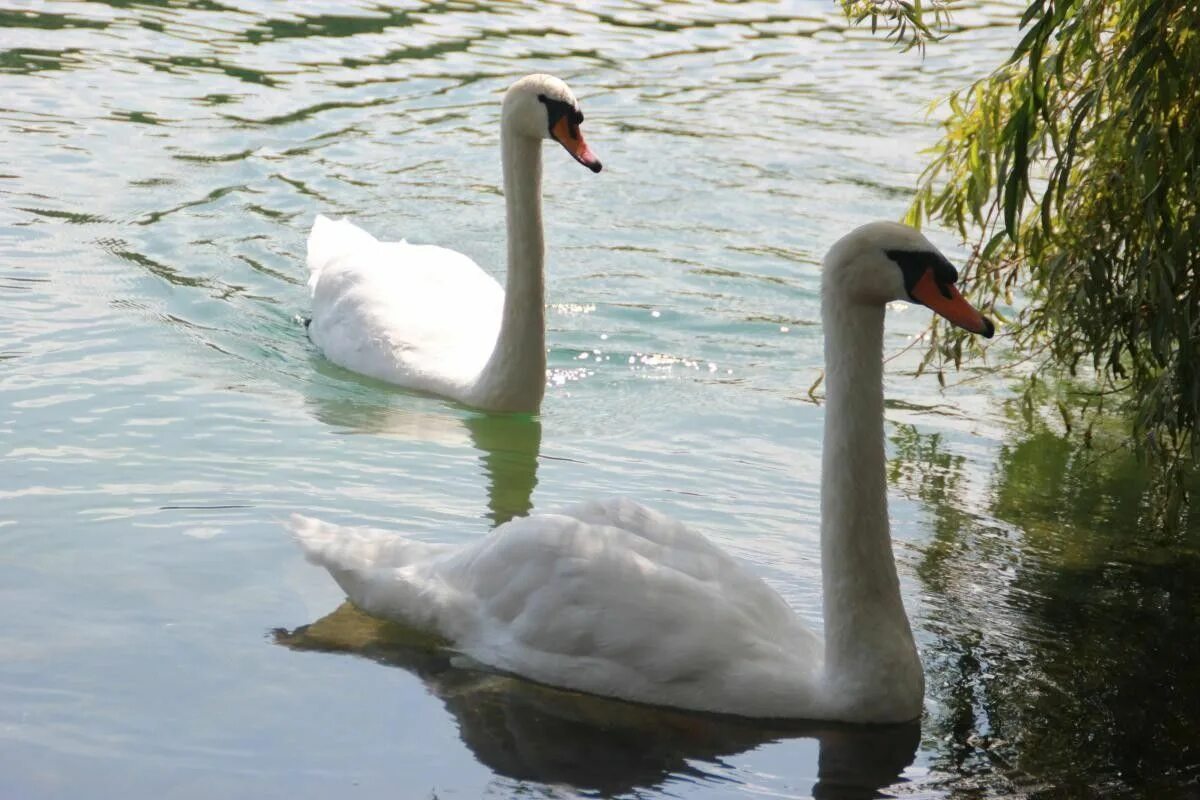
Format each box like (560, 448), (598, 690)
(288, 222), (995, 723)
(305, 74), (602, 413)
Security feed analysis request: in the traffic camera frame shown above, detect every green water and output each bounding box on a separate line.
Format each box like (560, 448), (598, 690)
(2, 1), (1199, 797)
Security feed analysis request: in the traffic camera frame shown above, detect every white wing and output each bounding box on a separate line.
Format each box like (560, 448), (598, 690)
(289, 498), (825, 718)
(306, 215), (503, 397)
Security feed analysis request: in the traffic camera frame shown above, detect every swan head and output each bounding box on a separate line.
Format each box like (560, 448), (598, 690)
(823, 221), (994, 338)
(502, 74), (602, 173)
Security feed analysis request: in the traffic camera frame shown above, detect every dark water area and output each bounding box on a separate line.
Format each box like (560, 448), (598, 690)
(892, 415), (1200, 798)
(2, 1), (1199, 798)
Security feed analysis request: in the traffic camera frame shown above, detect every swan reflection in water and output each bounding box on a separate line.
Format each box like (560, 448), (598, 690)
(302, 378), (542, 527)
(275, 603), (919, 798)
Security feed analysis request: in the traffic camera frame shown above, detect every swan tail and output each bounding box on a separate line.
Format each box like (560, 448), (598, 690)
(289, 513), (357, 571)
(306, 215), (378, 289)
(286, 514), (458, 633)
(288, 514), (443, 571)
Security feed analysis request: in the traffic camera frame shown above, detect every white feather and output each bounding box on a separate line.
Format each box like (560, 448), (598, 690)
(288, 499), (824, 718)
(306, 217), (504, 398)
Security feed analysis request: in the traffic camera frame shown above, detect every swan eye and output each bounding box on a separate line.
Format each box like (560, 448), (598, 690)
(886, 249), (958, 300)
(537, 94), (581, 136)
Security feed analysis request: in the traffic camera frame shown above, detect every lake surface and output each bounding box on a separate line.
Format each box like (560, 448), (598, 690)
(3, 1), (1199, 798)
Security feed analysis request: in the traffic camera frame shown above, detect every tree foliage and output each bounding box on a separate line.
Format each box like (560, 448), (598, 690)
(852, 0), (1200, 526)
(839, 0), (955, 50)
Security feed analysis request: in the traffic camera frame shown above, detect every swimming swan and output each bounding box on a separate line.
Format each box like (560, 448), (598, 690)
(305, 74), (602, 413)
(289, 222), (995, 722)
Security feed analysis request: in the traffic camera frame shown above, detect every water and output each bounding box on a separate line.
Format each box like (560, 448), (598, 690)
(2, 1), (1199, 798)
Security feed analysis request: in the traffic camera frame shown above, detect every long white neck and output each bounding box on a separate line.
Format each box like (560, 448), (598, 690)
(818, 289), (923, 720)
(470, 128), (546, 412)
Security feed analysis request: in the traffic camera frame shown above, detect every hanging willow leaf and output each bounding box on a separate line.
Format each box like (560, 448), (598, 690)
(850, 0), (1200, 530)
(838, 0), (953, 49)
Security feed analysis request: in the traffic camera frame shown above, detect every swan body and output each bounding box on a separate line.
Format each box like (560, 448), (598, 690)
(307, 219), (505, 397)
(289, 221), (994, 722)
(305, 74), (602, 412)
(291, 498), (828, 717)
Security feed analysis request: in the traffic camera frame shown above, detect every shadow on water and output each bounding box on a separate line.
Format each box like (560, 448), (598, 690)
(889, 411), (1200, 797)
(274, 603), (919, 799)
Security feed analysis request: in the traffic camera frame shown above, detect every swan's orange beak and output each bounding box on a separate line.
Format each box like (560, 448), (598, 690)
(551, 116), (602, 173)
(909, 270), (995, 338)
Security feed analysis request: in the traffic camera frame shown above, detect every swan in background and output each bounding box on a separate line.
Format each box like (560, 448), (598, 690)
(305, 74), (602, 413)
(289, 222), (995, 723)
